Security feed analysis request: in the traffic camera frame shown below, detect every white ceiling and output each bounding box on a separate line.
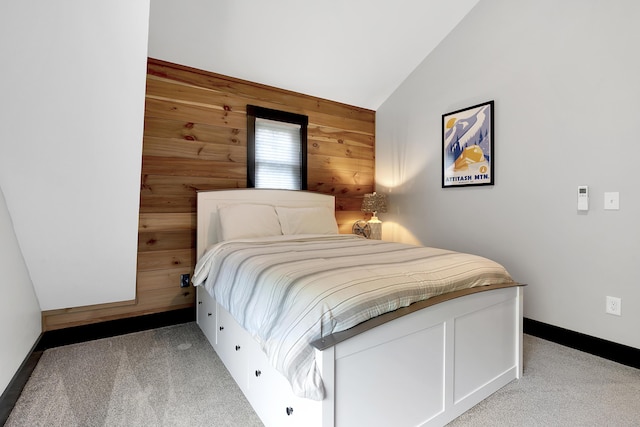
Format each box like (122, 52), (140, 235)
(148, 0), (479, 110)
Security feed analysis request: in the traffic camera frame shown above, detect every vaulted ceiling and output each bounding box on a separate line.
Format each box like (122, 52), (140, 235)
(148, 0), (480, 110)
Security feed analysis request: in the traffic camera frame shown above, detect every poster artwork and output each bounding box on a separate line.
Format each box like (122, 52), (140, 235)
(442, 101), (494, 188)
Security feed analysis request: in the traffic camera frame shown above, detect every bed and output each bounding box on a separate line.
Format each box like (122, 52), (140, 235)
(193, 189), (523, 427)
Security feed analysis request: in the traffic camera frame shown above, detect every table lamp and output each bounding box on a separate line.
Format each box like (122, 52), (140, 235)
(361, 192), (387, 240)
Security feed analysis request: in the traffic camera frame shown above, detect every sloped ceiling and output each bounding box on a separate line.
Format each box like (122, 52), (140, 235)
(148, 0), (480, 110)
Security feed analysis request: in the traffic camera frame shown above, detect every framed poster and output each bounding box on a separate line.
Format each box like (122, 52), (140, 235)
(442, 100), (494, 188)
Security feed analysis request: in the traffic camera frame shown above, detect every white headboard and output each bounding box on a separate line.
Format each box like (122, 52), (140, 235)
(196, 189), (336, 258)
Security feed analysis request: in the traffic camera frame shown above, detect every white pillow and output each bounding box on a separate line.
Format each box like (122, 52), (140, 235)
(218, 204), (282, 241)
(276, 206), (339, 235)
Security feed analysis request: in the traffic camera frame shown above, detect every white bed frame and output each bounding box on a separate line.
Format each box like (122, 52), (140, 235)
(196, 189), (523, 427)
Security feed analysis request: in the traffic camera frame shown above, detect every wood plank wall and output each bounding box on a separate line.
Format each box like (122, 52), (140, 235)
(42, 58), (375, 330)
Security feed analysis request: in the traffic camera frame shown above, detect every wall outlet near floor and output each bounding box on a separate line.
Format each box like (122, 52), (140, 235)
(605, 296), (621, 316)
(180, 273), (191, 288)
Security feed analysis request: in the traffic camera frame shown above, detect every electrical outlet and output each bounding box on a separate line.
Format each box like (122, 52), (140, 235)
(180, 273), (190, 288)
(605, 296), (621, 316)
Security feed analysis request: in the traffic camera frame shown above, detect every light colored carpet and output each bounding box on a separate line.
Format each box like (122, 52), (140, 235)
(5, 322), (263, 427)
(6, 322), (640, 426)
(448, 334), (640, 426)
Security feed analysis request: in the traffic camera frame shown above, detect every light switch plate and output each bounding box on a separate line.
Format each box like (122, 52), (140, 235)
(604, 192), (619, 210)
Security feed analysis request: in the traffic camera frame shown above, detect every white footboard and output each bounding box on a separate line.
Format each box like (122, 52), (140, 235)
(196, 285), (522, 427)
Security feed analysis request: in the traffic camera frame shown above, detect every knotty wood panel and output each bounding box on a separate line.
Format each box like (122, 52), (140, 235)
(138, 230), (195, 252)
(137, 249), (194, 271)
(42, 58), (375, 330)
(140, 175), (243, 197)
(42, 288), (194, 330)
(144, 117), (244, 146)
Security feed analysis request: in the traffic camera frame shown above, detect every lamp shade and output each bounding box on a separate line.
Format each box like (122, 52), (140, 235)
(361, 192), (388, 214)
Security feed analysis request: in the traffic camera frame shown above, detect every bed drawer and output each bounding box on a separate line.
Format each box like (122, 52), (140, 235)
(246, 342), (321, 427)
(196, 287), (216, 341)
(216, 303), (250, 393)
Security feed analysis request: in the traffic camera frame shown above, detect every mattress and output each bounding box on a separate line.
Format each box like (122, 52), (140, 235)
(192, 234), (515, 400)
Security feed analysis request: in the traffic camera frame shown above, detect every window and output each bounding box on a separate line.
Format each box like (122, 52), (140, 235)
(247, 105), (308, 190)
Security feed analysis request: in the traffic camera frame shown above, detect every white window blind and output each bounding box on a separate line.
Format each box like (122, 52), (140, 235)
(254, 118), (302, 190)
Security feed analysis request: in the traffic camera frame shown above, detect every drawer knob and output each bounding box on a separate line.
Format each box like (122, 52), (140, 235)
(198, 301), (202, 305)
(207, 312), (212, 317)
(286, 407), (294, 416)
(235, 345), (241, 351)
(219, 326), (224, 331)
(255, 370), (262, 377)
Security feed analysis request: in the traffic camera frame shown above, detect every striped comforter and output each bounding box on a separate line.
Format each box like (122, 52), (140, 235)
(192, 234), (514, 400)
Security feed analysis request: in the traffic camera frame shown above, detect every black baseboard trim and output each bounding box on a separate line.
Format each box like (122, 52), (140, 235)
(0, 307), (195, 425)
(0, 338), (44, 426)
(35, 307), (195, 351)
(524, 317), (640, 370)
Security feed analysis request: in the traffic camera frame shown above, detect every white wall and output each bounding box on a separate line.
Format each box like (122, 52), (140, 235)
(0, 186), (41, 395)
(147, 0), (481, 110)
(0, 1), (150, 310)
(376, 0), (640, 349)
